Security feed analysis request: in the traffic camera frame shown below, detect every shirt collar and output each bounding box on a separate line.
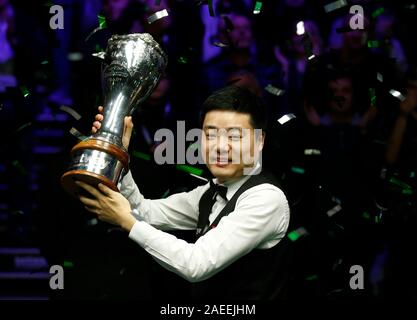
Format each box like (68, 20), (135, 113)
(213, 162), (262, 201)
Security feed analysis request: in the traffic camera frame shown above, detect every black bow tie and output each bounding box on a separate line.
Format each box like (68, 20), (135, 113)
(209, 180), (228, 201)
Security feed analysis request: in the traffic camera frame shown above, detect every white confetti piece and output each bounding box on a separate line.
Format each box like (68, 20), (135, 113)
(147, 9), (169, 24)
(389, 89), (406, 102)
(265, 84), (285, 96)
(60, 106), (81, 120)
(69, 127), (87, 140)
(324, 0), (348, 13)
(277, 113), (296, 125)
(327, 204), (342, 217)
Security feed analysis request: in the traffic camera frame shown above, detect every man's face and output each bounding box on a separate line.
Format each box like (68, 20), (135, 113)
(328, 78), (353, 113)
(202, 110), (264, 183)
(224, 15), (253, 50)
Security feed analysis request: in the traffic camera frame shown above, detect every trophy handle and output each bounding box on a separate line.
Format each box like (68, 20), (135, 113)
(61, 139), (129, 198)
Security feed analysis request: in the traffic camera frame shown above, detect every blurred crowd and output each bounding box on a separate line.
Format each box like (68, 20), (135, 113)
(1, 0), (417, 299)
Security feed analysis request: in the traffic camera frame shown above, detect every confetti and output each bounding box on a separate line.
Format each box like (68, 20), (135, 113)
(389, 89), (406, 101)
(306, 274), (319, 281)
(15, 122), (32, 133)
(132, 150), (151, 161)
(208, 0), (214, 16)
(265, 84), (285, 96)
(377, 72), (383, 82)
(40, 60), (49, 65)
(59, 106), (81, 120)
(92, 52), (106, 60)
(190, 173), (209, 182)
(327, 204), (342, 217)
(178, 56), (188, 64)
(288, 227), (309, 242)
(277, 113), (296, 125)
(324, 0), (348, 13)
(332, 196), (341, 204)
(161, 189), (170, 198)
(176, 164), (204, 176)
(253, 1), (263, 15)
(63, 261), (74, 268)
(147, 9), (169, 24)
(389, 177), (414, 194)
(212, 41), (229, 48)
(86, 218), (98, 226)
(362, 211), (371, 220)
(20, 86), (30, 98)
(369, 88), (376, 106)
(67, 52), (83, 61)
(304, 149), (321, 155)
(296, 21), (305, 36)
(291, 166), (305, 174)
(69, 127), (87, 140)
(367, 40), (380, 48)
(187, 143), (200, 150)
(98, 14), (107, 28)
(85, 15), (107, 42)
(372, 7), (385, 18)
(307, 54), (316, 60)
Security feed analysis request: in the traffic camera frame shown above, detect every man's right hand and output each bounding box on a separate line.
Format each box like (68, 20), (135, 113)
(91, 106), (134, 150)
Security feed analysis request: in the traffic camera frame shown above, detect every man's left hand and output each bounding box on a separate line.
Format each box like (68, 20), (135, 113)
(75, 181), (136, 231)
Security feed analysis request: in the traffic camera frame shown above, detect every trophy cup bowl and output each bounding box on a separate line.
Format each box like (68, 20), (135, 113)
(61, 33), (167, 197)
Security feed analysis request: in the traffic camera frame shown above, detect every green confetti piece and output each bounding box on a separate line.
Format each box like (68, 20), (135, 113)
(362, 211), (371, 220)
(20, 86), (30, 98)
(95, 44), (105, 53)
(287, 227), (308, 242)
(15, 122), (32, 133)
(98, 14), (107, 28)
(41, 60), (49, 65)
(306, 274), (319, 281)
(402, 188), (414, 195)
(410, 172), (415, 179)
(253, 1), (263, 14)
(132, 151), (151, 161)
(208, 0), (215, 16)
(176, 164), (203, 176)
(375, 215), (381, 224)
(291, 166), (305, 175)
(389, 177), (411, 190)
(369, 88), (376, 106)
(188, 143), (200, 150)
(161, 189), (170, 198)
(367, 40), (379, 48)
(63, 261), (74, 268)
(287, 231), (300, 242)
(372, 7), (385, 18)
(178, 56), (188, 64)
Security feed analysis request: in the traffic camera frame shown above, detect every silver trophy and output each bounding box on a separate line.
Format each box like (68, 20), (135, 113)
(61, 33), (167, 197)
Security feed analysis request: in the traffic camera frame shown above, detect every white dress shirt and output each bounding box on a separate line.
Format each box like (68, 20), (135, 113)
(118, 169), (290, 283)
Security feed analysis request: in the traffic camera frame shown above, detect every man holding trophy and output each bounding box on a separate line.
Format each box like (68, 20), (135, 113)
(62, 33), (291, 299)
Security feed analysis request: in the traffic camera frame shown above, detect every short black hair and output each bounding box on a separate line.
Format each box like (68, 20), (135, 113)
(200, 85), (267, 131)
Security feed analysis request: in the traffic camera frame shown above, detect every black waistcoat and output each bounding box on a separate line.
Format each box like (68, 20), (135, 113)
(191, 171), (293, 300)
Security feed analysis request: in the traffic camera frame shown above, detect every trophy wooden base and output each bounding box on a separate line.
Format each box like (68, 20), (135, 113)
(61, 138), (129, 198)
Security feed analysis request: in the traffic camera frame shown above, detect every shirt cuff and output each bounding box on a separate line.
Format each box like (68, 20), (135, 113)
(128, 220), (155, 247)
